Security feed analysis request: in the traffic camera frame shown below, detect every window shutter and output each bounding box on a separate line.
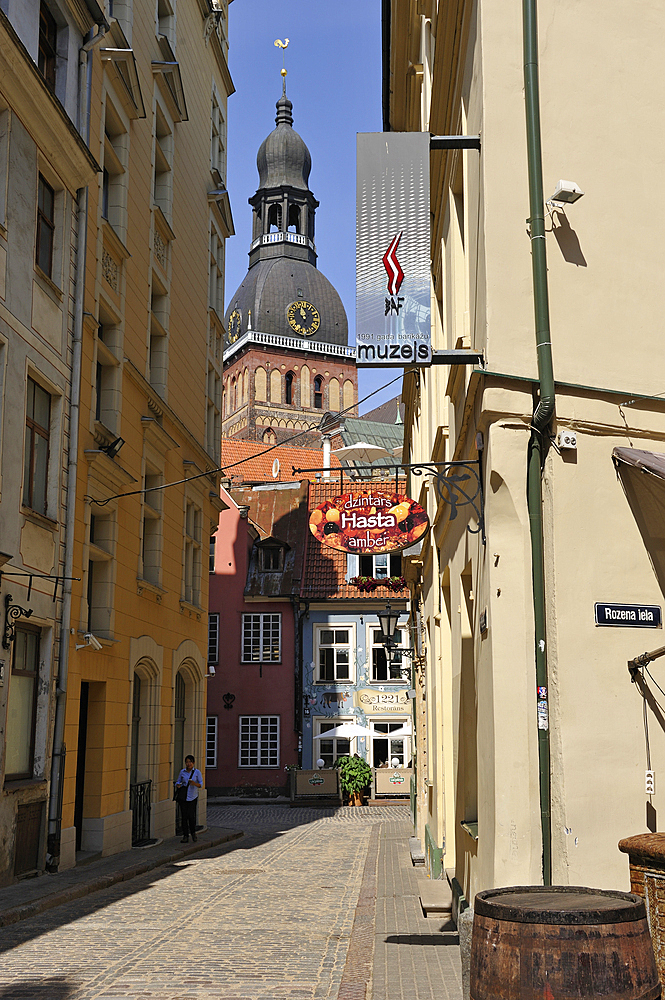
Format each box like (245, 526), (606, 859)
(346, 553), (359, 582)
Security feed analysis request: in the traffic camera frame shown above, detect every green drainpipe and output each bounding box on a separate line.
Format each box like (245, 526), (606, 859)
(523, 0), (555, 886)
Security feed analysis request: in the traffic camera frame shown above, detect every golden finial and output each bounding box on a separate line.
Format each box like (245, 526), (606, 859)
(274, 38), (289, 93)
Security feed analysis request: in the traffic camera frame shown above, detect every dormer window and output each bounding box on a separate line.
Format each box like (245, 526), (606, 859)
(260, 545), (283, 572)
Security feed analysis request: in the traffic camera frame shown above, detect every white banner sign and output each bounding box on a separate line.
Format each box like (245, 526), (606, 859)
(356, 133), (431, 367)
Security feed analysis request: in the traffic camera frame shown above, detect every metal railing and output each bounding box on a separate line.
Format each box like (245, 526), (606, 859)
(224, 329), (356, 364)
(250, 231), (314, 251)
(130, 779), (152, 845)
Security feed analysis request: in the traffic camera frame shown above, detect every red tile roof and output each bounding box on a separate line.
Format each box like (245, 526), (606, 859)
(302, 479), (409, 600)
(221, 439), (340, 486)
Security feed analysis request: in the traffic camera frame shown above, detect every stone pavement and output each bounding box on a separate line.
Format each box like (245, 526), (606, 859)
(0, 803), (462, 1000)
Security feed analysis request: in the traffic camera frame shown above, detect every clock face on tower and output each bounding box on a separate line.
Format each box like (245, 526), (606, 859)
(227, 309), (242, 343)
(287, 300), (321, 337)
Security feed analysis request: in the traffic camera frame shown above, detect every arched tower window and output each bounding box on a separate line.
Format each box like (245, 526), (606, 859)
(287, 205), (300, 233)
(230, 377), (236, 412)
(270, 368), (281, 403)
(255, 367), (267, 401)
(268, 204), (282, 232)
(263, 428), (276, 445)
(328, 378), (340, 412)
(313, 375), (323, 410)
(285, 371), (295, 405)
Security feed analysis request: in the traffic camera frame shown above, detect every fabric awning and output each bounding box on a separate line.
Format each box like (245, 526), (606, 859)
(613, 447), (665, 591)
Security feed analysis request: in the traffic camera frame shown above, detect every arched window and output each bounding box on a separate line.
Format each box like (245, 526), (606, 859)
(242, 368), (248, 405)
(285, 371), (295, 405)
(343, 379), (355, 412)
(255, 367), (267, 401)
(301, 365), (310, 407)
(263, 428), (276, 445)
(287, 204), (300, 233)
(270, 368), (281, 403)
(328, 377), (340, 412)
(268, 204), (281, 232)
(230, 377), (236, 412)
(313, 375), (323, 410)
(222, 386), (226, 417)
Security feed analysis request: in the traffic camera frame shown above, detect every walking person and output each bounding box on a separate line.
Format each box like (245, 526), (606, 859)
(175, 754), (202, 843)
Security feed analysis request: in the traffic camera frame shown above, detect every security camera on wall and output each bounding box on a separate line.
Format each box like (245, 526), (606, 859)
(83, 632), (103, 651)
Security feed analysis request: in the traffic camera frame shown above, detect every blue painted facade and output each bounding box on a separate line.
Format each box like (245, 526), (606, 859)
(301, 604), (412, 769)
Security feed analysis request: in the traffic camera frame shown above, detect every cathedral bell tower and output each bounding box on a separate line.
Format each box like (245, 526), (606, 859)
(222, 77), (357, 447)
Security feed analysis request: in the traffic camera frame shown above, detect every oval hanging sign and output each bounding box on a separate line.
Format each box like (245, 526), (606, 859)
(309, 491), (429, 554)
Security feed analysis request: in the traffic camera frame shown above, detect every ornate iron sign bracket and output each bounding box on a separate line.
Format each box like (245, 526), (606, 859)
(406, 460), (485, 543)
(3, 594), (34, 650)
(291, 458), (486, 543)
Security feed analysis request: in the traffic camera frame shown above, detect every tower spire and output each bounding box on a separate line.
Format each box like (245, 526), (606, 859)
(274, 38), (289, 97)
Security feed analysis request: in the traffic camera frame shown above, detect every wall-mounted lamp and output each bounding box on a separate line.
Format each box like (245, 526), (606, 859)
(547, 179), (584, 208)
(100, 436), (125, 459)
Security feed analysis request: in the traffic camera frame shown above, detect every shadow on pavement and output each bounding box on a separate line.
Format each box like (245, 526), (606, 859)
(0, 804), (375, 956)
(384, 933), (460, 946)
(0, 976), (76, 999)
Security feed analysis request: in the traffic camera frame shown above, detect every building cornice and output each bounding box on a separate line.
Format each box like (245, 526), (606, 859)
(223, 330), (356, 366)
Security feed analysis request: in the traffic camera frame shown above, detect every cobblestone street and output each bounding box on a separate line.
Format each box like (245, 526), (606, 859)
(0, 805), (461, 1000)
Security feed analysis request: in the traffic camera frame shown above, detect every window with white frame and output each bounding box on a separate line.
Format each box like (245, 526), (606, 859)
(239, 715), (279, 767)
(370, 626), (407, 682)
(87, 511), (115, 637)
(242, 614), (281, 663)
(211, 88), (226, 181)
(102, 99), (129, 241)
(149, 276), (169, 395)
(183, 500), (202, 606)
(206, 715), (217, 768)
(23, 377), (51, 515)
(316, 626), (353, 683)
(314, 719), (351, 768)
(153, 103), (173, 221)
(208, 612), (219, 666)
(141, 466), (162, 586)
(209, 220), (225, 317)
(346, 552), (402, 581)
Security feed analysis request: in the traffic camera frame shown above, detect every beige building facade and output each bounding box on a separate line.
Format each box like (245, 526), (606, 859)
(54, 0), (232, 869)
(385, 0), (665, 901)
(0, 0), (232, 880)
(0, 0), (103, 883)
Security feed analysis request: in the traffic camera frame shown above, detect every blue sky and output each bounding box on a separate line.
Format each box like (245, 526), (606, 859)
(224, 0), (404, 415)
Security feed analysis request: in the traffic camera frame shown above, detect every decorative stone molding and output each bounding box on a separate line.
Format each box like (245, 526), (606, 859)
(154, 230), (167, 269)
(102, 250), (119, 290)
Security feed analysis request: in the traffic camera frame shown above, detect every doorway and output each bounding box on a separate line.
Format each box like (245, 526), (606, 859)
(74, 682), (89, 852)
(371, 721), (409, 768)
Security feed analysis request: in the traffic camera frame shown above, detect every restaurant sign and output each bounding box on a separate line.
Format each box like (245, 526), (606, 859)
(355, 689), (410, 713)
(309, 491), (429, 554)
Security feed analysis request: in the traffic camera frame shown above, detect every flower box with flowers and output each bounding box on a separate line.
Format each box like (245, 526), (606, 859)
(349, 575), (407, 593)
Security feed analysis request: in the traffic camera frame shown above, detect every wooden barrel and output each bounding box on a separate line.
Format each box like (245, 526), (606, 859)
(471, 885), (661, 1000)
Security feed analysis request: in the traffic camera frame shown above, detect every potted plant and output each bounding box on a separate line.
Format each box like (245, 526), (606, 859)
(334, 754), (373, 806)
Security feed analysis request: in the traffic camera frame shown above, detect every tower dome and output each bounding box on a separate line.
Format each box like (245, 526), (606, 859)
(256, 95), (312, 190)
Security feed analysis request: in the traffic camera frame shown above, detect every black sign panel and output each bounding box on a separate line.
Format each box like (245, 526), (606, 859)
(595, 603), (662, 628)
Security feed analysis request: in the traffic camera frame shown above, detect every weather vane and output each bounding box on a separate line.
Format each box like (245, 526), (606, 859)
(274, 38), (289, 94)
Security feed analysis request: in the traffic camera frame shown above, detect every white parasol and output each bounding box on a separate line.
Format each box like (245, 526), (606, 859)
(333, 442), (392, 465)
(386, 724), (413, 738)
(313, 722), (374, 740)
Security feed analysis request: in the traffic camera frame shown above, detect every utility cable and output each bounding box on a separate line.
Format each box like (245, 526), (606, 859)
(85, 371), (408, 506)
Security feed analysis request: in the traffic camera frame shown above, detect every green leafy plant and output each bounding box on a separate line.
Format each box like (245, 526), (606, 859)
(334, 755), (373, 796)
(349, 575), (407, 593)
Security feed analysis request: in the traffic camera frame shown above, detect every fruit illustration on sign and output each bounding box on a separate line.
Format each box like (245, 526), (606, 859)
(309, 492), (429, 554)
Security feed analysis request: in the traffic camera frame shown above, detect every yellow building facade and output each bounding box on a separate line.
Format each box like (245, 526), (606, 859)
(386, 0), (665, 903)
(53, 0), (232, 868)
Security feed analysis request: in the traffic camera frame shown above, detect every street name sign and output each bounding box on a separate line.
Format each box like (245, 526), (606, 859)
(594, 603), (662, 627)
